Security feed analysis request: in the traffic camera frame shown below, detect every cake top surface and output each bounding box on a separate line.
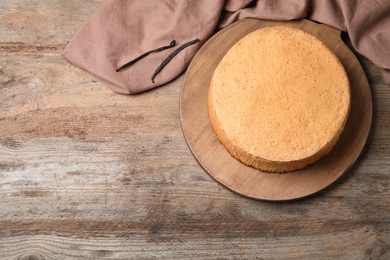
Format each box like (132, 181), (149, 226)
(209, 26), (350, 162)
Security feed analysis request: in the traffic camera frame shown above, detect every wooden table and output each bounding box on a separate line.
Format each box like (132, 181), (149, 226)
(0, 1), (389, 259)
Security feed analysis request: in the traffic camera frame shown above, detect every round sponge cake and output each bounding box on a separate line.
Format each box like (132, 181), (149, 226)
(208, 26), (351, 173)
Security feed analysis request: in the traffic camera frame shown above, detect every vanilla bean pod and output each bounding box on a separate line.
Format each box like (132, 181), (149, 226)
(151, 38), (200, 83)
(116, 40), (176, 72)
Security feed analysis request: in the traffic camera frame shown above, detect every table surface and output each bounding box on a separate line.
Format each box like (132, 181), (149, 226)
(0, 1), (389, 259)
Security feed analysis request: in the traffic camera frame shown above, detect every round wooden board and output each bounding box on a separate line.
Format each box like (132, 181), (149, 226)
(180, 19), (372, 201)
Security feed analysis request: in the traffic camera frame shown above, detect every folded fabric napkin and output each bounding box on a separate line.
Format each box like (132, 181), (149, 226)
(62, 0), (390, 94)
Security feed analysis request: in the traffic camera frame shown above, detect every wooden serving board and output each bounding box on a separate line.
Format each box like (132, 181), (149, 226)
(180, 19), (372, 201)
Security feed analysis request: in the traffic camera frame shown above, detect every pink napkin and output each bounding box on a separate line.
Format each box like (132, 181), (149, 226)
(63, 0), (390, 94)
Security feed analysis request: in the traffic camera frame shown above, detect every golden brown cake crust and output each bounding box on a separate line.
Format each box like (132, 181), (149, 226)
(208, 26), (351, 173)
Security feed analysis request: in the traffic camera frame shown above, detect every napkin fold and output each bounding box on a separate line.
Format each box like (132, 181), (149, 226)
(63, 0), (390, 94)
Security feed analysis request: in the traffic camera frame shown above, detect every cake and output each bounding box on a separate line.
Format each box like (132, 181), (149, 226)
(208, 26), (351, 173)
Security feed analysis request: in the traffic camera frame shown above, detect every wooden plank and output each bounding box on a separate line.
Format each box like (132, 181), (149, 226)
(0, 1), (389, 259)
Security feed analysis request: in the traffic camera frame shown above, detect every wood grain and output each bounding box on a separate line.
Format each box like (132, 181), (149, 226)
(0, 1), (389, 259)
(181, 19), (372, 200)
